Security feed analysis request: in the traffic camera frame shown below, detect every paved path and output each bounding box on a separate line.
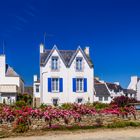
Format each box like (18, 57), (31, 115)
(3, 128), (140, 140)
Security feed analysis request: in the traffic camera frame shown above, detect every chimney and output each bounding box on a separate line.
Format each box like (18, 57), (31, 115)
(34, 75), (37, 82)
(84, 46), (90, 56)
(40, 43), (44, 53)
(114, 82), (120, 85)
(0, 55), (6, 77)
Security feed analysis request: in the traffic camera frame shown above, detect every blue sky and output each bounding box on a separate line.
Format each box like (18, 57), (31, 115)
(0, 0), (140, 87)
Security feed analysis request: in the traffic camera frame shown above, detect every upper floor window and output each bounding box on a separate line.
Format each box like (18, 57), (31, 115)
(52, 78), (59, 92)
(76, 78), (84, 92)
(36, 85), (39, 92)
(76, 57), (83, 71)
(51, 57), (58, 70)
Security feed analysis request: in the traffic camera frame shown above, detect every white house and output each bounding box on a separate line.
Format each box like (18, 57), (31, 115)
(33, 44), (94, 106)
(128, 76), (140, 100)
(0, 55), (24, 104)
(94, 78), (135, 103)
(33, 75), (40, 107)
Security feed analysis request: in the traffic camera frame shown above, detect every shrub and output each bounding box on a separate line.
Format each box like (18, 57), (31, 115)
(15, 101), (26, 108)
(91, 102), (109, 110)
(111, 96), (137, 107)
(61, 103), (74, 110)
(107, 121), (140, 128)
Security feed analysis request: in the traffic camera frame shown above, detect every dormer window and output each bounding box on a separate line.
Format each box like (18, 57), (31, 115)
(51, 57), (58, 70)
(76, 57), (83, 71)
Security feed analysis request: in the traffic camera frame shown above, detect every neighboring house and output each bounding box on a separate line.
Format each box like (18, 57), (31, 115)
(0, 55), (24, 104)
(33, 75), (40, 107)
(94, 82), (111, 103)
(94, 78), (135, 103)
(127, 76), (140, 100)
(33, 44), (94, 106)
(123, 89), (136, 98)
(106, 82), (124, 98)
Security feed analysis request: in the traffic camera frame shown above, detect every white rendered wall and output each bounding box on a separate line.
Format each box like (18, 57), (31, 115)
(128, 76), (138, 90)
(40, 49), (94, 104)
(33, 82), (40, 98)
(137, 81), (140, 101)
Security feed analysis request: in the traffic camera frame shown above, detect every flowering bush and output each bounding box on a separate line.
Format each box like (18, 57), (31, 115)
(0, 103), (137, 133)
(111, 96), (137, 107)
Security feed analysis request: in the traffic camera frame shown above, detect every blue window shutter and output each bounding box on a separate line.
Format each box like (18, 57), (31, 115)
(84, 78), (87, 92)
(73, 78), (76, 92)
(48, 78), (51, 92)
(59, 78), (63, 92)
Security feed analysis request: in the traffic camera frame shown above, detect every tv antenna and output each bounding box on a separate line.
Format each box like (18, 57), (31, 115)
(2, 40), (5, 55)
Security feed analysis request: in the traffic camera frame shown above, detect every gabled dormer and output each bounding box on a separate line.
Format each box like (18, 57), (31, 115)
(40, 44), (93, 70)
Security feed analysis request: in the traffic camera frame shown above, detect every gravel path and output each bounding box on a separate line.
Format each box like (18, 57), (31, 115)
(3, 128), (140, 140)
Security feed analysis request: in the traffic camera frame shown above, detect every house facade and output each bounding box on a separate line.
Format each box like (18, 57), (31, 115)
(0, 55), (24, 104)
(127, 76), (140, 100)
(34, 44), (94, 106)
(94, 77), (135, 103)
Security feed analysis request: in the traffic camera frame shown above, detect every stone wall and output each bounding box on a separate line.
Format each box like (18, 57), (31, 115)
(1, 111), (140, 132)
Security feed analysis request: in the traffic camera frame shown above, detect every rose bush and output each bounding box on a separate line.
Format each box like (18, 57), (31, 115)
(0, 102), (137, 132)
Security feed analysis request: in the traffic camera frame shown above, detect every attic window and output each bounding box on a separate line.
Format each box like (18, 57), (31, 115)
(76, 57), (83, 71)
(51, 57), (58, 70)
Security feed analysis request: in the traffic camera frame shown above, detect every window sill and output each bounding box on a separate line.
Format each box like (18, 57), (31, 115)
(76, 91), (84, 93)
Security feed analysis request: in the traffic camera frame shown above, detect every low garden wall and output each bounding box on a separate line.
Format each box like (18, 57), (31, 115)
(0, 103), (139, 133)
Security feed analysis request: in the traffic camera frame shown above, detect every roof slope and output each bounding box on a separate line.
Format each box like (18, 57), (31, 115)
(106, 83), (123, 92)
(5, 64), (19, 77)
(123, 89), (136, 95)
(95, 83), (110, 97)
(40, 46), (93, 67)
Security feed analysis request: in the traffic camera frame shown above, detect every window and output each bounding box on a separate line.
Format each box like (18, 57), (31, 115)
(77, 98), (83, 103)
(104, 96), (108, 101)
(36, 85), (39, 92)
(51, 57), (58, 70)
(76, 57), (83, 71)
(52, 98), (58, 106)
(76, 78), (84, 92)
(99, 97), (103, 101)
(52, 78), (59, 92)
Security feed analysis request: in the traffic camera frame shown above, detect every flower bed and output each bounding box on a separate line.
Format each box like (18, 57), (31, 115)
(0, 103), (137, 133)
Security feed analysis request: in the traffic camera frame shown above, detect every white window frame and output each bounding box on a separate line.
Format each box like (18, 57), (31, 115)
(76, 78), (84, 92)
(76, 57), (83, 71)
(51, 78), (59, 92)
(51, 56), (59, 70)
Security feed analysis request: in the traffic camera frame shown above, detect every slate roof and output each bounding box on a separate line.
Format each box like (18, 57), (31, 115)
(94, 83), (110, 97)
(5, 64), (19, 77)
(106, 83), (123, 92)
(123, 89), (136, 95)
(94, 78), (101, 84)
(40, 47), (93, 67)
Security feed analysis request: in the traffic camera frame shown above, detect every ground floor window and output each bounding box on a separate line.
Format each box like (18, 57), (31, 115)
(104, 96), (108, 101)
(99, 97), (103, 101)
(77, 98), (83, 103)
(52, 98), (58, 106)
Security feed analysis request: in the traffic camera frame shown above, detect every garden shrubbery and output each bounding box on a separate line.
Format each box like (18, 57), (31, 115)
(0, 96), (138, 133)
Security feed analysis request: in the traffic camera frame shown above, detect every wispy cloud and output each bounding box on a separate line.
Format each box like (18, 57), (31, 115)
(24, 9), (35, 17)
(14, 26), (23, 31)
(15, 15), (28, 23)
